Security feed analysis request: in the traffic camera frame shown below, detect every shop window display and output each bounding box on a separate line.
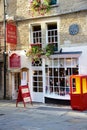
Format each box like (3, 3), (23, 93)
(45, 58), (79, 96)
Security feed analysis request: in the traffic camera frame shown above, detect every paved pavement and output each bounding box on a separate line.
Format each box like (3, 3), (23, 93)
(0, 100), (87, 130)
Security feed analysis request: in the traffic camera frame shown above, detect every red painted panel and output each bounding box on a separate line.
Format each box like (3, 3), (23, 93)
(9, 53), (21, 68)
(16, 85), (32, 107)
(6, 23), (17, 44)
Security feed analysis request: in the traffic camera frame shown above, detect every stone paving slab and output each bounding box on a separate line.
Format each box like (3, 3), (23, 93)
(0, 100), (87, 130)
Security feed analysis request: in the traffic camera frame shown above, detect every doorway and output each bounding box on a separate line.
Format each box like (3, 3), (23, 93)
(32, 69), (43, 102)
(11, 68), (29, 99)
(12, 72), (21, 99)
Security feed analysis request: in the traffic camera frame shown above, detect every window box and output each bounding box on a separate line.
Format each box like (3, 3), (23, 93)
(30, 43), (42, 48)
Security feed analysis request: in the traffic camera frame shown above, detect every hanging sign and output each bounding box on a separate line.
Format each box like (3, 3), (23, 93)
(6, 23), (17, 44)
(9, 53), (21, 68)
(16, 85), (32, 107)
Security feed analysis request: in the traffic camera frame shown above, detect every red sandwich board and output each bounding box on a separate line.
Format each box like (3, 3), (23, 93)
(16, 85), (32, 107)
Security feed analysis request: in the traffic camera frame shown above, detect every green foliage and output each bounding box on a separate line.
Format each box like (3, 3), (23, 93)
(26, 43), (54, 61)
(45, 44), (54, 57)
(26, 45), (43, 61)
(30, 0), (51, 15)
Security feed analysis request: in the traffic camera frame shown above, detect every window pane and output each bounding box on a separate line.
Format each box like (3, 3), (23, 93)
(50, 0), (57, 5)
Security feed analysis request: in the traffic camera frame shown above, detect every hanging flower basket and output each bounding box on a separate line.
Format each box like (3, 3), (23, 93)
(26, 43), (43, 61)
(26, 43), (55, 60)
(30, 0), (51, 15)
(45, 43), (55, 57)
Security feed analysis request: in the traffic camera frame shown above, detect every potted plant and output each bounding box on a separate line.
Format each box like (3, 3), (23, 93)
(26, 43), (43, 61)
(30, 0), (51, 15)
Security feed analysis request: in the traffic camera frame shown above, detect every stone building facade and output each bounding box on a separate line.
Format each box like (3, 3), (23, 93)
(0, 0), (87, 104)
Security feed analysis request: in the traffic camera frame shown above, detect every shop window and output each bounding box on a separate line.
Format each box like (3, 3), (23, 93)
(33, 70), (43, 92)
(47, 23), (58, 51)
(45, 58), (79, 96)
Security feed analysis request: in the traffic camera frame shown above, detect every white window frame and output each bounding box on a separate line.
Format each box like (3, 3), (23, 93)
(45, 57), (79, 99)
(46, 22), (58, 52)
(30, 24), (42, 44)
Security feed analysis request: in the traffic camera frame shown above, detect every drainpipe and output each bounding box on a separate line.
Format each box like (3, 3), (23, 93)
(3, 0), (7, 99)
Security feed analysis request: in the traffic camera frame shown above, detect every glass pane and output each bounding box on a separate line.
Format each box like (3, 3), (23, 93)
(54, 68), (58, 76)
(66, 68), (71, 75)
(49, 78), (53, 86)
(38, 82), (43, 86)
(72, 78), (76, 92)
(54, 59), (58, 66)
(33, 77), (37, 81)
(38, 77), (42, 81)
(49, 68), (52, 76)
(39, 87), (43, 92)
(54, 78), (58, 86)
(59, 68), (65, 77)
(33, 82), (37, 86)
(59, 58), (64, 67)
(39, 71), (42, 75)
(33, 87), (37, 92)
(66, 58), (71, 66)
(72, 58), (78, 67)
(50, 0), (57, 5)
(72, 68), (79, 75)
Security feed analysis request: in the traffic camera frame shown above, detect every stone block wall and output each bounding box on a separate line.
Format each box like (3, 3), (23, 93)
(7, 0), (87, 19)
(16, 10), (87, 50)
(60, 11), (87, 46)
(0, 0), (4, 21)
(17, 21), (29, 50)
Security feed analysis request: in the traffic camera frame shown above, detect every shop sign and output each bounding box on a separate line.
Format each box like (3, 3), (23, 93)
(6, 23), (17, 44)
(9, 53), (21, 68)
(16, 85), (32, 107)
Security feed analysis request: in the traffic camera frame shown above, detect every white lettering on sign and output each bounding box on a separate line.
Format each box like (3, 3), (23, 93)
(24, 97), (30, 102)
(22, 88), (29, 93)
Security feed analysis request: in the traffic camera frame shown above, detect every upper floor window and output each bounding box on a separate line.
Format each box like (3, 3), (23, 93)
(47, 23), (58, 51)
(50, 0), (57, 5)
(32, 25), (42, 44)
